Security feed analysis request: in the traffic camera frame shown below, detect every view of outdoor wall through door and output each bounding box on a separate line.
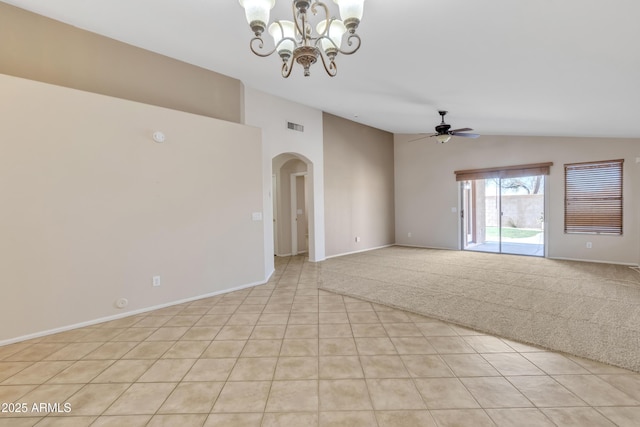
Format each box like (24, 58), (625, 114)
(461, 175), (545, 256)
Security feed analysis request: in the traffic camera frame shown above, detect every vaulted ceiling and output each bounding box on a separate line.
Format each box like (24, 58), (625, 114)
(4, 0), (640, 137)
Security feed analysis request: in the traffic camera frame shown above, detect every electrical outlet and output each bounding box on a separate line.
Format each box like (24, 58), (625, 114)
(153, 276), (161, 287)
(355, 236), (361, 243)
(586, 242), (592, 249)
(408, 232), (412, 238)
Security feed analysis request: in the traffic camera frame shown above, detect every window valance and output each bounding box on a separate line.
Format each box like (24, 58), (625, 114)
(454, 162), (553, 182)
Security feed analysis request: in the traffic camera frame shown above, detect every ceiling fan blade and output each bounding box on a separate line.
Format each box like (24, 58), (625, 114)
(450, 127), (473, 133)
(408, 134), (432, 143)
(451, 132), (480, 138)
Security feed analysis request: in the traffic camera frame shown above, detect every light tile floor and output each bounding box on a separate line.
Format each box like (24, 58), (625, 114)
(1, 256), (639, 426)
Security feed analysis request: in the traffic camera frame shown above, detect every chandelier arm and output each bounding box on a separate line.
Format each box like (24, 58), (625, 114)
(281, 55), (295, 78)
(337, 33), (361, 55)
(250, 35), (300, 59)
(312, 1), (331, 36)
(318, 49), (337, 77)
(249, 37), (277, 57)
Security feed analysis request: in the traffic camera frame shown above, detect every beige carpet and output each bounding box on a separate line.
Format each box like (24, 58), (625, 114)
(318, 246), (640, 372)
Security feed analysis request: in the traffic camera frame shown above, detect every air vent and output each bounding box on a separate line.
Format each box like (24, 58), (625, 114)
(287, 122), (304, 132)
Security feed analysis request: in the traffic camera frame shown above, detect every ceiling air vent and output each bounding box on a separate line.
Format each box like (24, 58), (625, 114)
(287, 122), (304, 132)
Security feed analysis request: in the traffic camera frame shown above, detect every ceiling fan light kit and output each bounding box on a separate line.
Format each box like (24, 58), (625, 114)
(238, 0), (365, 77)
(435, 134), (452, 144)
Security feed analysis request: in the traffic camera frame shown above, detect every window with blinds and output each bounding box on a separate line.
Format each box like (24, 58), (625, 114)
(564, 159), (623, 235)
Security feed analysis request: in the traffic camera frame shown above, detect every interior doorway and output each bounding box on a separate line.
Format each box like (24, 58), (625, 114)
(291, 172), (308, 255)
(461, 175), (545, 256)
(272, 155), (309, 257)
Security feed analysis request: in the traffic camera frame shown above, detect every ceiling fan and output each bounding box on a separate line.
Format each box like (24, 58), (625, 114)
(412, 110), (480, 143)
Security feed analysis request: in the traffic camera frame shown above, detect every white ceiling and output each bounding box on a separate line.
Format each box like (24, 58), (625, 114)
(5, 0), (640, 137)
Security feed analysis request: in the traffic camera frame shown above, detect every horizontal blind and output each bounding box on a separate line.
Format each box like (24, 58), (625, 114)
(564, 159), (623, 234)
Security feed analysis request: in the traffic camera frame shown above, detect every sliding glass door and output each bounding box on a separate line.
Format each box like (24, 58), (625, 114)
(461, 175), (545, 256)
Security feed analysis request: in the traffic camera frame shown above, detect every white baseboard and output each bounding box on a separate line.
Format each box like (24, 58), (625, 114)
(264, 268), (275, 282)
(394, 244), (458, 251)
(0, 279), (269, 347)
(548, 256), (639, 267)
(325, 244), (395, 260)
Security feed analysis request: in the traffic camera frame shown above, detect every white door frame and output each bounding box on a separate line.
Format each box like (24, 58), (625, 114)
(290, 172), (307, 255)
(272, 174), (278, 255)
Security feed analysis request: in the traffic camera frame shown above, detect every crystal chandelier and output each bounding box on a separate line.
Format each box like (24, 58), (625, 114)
(238, 0), (365, 77)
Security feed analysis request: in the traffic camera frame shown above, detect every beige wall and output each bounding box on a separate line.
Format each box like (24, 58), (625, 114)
(323, 113), (395, 257)
(0, 74), (265, 343)
(0, 2), (243, 124)
(395, 134), (640, 265)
